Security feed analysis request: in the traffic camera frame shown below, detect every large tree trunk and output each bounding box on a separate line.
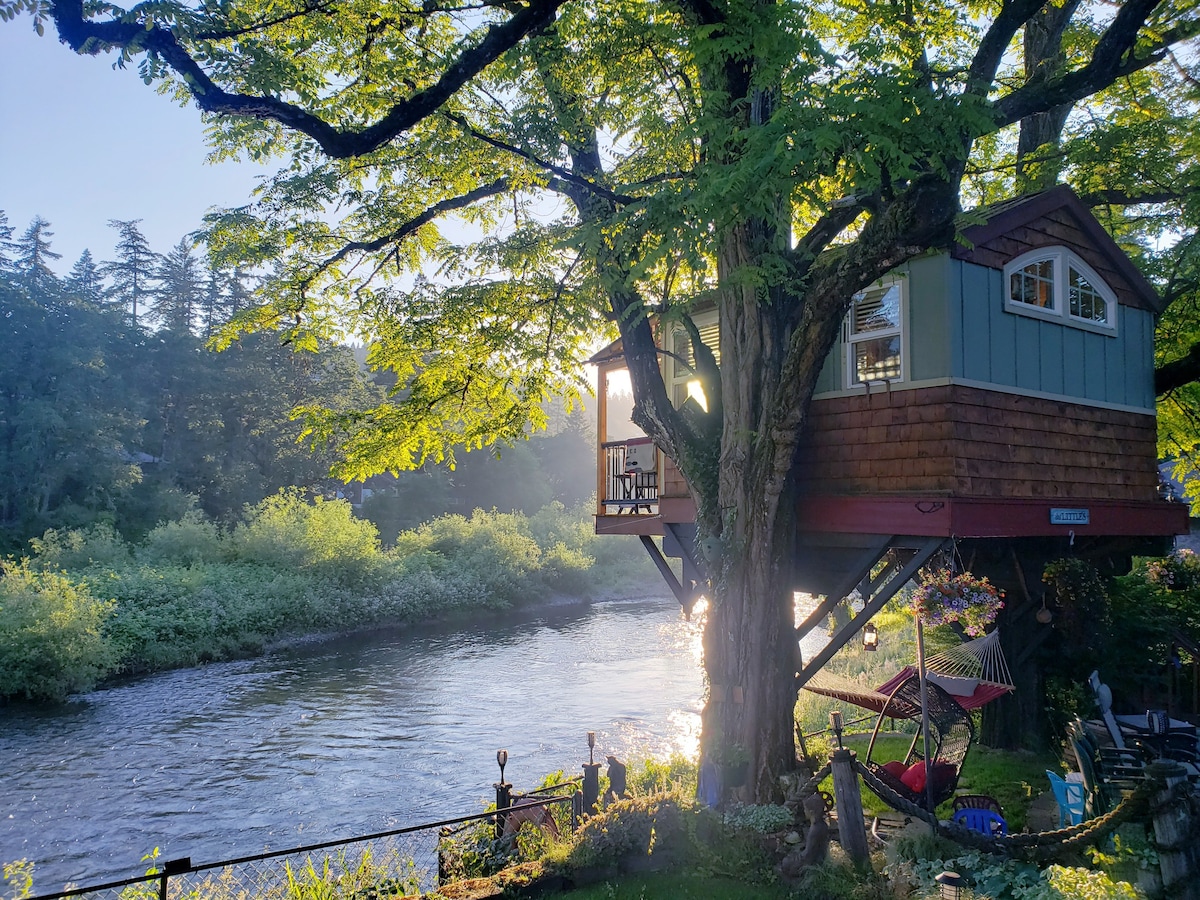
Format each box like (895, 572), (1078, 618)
(701, 478), (800, 800)
(697, 216), (809, 801)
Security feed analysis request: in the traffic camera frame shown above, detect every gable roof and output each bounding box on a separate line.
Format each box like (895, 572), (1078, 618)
(952, 185), (1163, 314)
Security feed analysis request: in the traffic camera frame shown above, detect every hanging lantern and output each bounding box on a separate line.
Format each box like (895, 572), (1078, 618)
(862, 621), (879, 651)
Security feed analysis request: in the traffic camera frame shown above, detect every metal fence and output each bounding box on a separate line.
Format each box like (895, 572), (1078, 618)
(22, 792), (578, 900)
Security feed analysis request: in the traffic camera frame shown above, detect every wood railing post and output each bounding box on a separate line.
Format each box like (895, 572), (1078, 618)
(1148, 760), (1198, 900)
(830, 749), (870, 867)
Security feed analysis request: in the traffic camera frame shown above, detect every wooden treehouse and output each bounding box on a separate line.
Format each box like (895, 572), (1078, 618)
(590, 186), (1188, 729)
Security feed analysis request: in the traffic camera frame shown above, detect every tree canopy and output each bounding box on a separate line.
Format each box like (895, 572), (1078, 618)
(11, 0), (1200, 796)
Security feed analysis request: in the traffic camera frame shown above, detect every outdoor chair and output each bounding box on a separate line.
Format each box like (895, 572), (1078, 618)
(952, 794), (1003, 815)
(861, 673), (974, 812)
(951, 807), (1007, 837)
(1088, 671), (1199, 771)
(1045, 770), (1085, 827)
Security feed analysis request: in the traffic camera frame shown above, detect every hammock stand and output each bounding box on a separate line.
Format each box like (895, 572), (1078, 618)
(803, 630), (1015, 812)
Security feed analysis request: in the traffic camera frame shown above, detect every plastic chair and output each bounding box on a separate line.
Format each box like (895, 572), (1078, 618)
(952, 807), (1007, 836)
(953, 794), (1003, 815)
(1045, 770), (1085, 826)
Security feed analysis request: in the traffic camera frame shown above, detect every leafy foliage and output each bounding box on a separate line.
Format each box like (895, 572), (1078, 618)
(0, 560), (115, 701)
(1, 498), (656, 701)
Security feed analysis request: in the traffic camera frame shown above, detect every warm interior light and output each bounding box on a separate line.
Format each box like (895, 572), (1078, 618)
(862, 622), (879, 651)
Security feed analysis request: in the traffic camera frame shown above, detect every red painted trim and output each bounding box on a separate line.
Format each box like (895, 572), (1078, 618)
(796, 495), (1189, 539)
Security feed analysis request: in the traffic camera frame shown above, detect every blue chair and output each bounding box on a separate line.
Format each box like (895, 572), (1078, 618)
(1046, 770), (1085, 826)
(952, 806), (1007, 836)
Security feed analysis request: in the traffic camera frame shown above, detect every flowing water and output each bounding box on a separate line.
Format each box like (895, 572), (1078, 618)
(1, 594), (830, 894)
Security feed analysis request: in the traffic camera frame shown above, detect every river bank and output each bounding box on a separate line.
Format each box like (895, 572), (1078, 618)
(0, 595), (707, 894)
(1, 499), (661, 703)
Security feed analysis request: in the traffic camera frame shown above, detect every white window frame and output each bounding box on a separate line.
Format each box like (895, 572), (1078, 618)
(1003, 246), (1118, 334)
(843, 276), (907, 389)
(668, 309), (719, 411)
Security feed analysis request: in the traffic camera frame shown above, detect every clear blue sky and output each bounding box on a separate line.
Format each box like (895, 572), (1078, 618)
(0, 20), (272, 267)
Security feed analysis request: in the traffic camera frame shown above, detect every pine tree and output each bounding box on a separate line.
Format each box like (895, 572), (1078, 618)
(14, 217), (62, 288)
(0, 210), (16, 275)
(153, 238), (204, 334)
(101, 219), (158, 328)
(66, 250), (104, 304)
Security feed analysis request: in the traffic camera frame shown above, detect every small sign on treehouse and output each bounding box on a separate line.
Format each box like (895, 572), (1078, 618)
(1050, 508), (1090, 525)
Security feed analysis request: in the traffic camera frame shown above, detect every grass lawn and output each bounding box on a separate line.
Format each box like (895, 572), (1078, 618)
(820, 733), (1058, 831)
(556, 873), (793, 899)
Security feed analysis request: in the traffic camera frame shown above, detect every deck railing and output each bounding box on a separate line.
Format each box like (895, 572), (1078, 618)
(600, 438), (658, 514)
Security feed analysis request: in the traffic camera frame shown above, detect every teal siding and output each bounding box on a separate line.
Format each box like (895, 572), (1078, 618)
(959, 263), (993, 382)
(814, 344), (840, 394)
(948, 260), (1155, 411)
(814, 255), (1156, 411)
(908, 256), (952, 382)
(1040, 326), (1064, 396)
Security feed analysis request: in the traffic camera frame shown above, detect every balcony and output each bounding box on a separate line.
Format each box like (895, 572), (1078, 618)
(600, 437), (658, 515)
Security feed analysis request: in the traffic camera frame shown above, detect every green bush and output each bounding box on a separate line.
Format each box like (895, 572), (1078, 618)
(230, 490), (383, 585)
(0, 562), (116, 700)
(27, 523), (131, 572)
(888, 847), (1142, 900)
(2, 499), (664, 701)
(136, 512), (226, 567)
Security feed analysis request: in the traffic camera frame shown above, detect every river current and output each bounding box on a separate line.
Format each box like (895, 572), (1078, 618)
(1, 594), (829, 894)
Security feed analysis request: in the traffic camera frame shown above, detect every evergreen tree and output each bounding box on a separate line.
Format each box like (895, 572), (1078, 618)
(13, 217), (62, 289)
(0, 211), (16, 274)
(153, 238), (204, 334)
(66, 250), (104, 305)
(101, 219), (158, 328)
(198, 261), (255, 337)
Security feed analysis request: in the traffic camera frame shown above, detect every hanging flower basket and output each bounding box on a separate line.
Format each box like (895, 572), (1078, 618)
(908, 569), (1004, 636)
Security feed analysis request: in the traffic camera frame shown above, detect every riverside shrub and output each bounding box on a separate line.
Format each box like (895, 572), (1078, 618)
(0, 562), (115, 701)
(1, 499), (662, 701)
(230, 489), (384, 586)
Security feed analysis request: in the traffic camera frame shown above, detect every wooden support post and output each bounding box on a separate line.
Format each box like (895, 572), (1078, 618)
(830, 749), (870, 867)
(1148, 760), (1198, 900)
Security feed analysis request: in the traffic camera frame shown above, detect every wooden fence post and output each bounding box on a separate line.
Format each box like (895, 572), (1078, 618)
(830, 749), (870, 867)
(1147, 760), (1198, 900)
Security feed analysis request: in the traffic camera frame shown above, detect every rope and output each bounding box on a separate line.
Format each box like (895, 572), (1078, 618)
(795, 763), (833, 799)
(854, 760), (1159, 863)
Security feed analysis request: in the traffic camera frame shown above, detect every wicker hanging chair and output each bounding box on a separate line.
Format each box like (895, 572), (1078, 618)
(858, 673), (976, 812)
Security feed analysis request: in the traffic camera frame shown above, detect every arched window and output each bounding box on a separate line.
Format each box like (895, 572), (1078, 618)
(1003, 247), (1117, 332)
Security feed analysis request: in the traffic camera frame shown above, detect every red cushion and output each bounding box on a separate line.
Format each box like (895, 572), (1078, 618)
(900, 761), (927, 793)
(881, 760), (907, 780)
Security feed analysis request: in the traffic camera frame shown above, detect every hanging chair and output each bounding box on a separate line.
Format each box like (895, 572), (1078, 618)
(859, 673), (976, 811)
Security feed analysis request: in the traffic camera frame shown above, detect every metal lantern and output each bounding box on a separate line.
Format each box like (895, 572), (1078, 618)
(829, 710), (845, 750)
(862, 621), (879, 651)
(496, 749), (508, 784)
(935, 871), (964, 900)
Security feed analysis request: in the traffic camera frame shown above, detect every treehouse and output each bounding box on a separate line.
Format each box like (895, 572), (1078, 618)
(591, 186), (1188, 695)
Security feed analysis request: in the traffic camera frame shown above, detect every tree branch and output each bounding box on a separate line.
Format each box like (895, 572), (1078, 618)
(50, 0), (566, 160)
(299, 178), (514, 291)
(1157, 341), (1200, 396)
(442, 113), (639, 205)
(193, 0), (338, 42)
(993, 0), (1194, 128)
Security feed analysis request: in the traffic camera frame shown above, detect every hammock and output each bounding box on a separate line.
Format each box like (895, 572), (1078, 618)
(804, 630), (1015, 713)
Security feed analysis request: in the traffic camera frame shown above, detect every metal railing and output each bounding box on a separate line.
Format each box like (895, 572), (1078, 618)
(600, 439), (658, 513)
(21, 795), (577, 900)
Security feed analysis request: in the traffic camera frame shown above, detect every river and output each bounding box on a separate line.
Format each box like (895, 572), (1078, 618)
(1, 594), (829, 895)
